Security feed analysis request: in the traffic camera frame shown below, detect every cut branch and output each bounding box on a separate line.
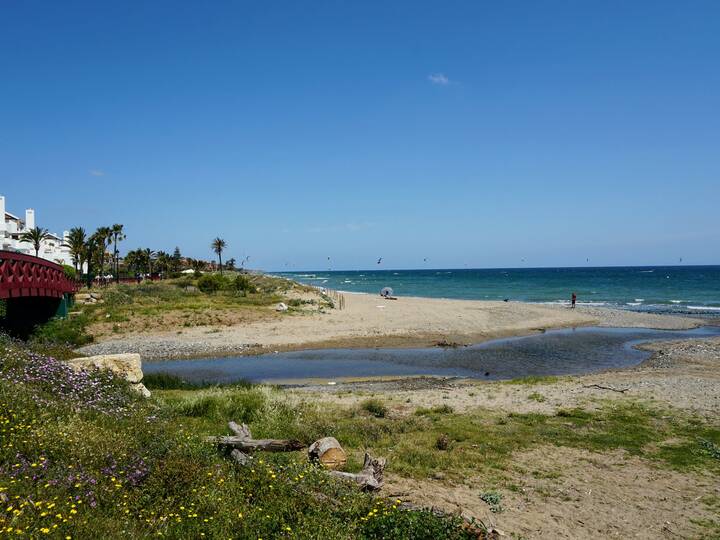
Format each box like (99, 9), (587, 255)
(328, 452), (386, 491)
(583, 384), (629, 393)
(230, 449), (253, 466)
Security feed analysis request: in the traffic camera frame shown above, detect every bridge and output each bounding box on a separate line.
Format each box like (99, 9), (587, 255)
(0, 250), (77, 335)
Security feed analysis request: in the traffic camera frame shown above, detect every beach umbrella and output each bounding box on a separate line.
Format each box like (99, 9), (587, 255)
(380, 287), (393, 297)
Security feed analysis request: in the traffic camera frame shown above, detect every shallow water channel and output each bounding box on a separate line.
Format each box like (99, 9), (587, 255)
(143, 326), (720, 385)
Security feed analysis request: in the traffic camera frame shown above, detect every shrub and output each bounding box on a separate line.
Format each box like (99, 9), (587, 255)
(197, 274), (223, 293)
(173, 276), (196, 289)
(30, 314), (93, 347)
(103, 289), (132, 308)
(233, 275), (257, 294)
(62, 264), (76, 280)
(479, 491), (503, 513)
(361, 399), (388, 418)
(359, 501), (477, 539)
(415, 404), (454, 416)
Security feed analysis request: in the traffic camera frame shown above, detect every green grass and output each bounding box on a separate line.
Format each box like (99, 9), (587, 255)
(0, 338), (477, 539)
(155, 386), (720, 485)
(142, 372), (254, 391)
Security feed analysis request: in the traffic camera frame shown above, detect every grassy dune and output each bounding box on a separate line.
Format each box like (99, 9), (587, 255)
(0, 337), (476, 539)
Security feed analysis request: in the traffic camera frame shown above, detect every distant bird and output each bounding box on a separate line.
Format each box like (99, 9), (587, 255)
(679, 257), (683, 263)
(377, 257), (383, 265)
(423, 257), (428, 262)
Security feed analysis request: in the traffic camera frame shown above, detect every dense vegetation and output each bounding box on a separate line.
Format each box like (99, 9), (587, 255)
(0, 336), (478, 539)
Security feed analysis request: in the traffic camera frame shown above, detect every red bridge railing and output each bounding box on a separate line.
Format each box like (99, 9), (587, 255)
(0, 250), (77, 300)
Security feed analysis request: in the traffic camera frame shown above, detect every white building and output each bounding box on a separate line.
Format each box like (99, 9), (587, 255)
(0, 194), (74, 267)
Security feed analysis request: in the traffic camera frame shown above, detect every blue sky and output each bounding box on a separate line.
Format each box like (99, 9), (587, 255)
(1, 1), (718, 270)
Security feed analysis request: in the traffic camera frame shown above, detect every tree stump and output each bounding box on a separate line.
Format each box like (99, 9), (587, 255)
(308, 437), (347, 470)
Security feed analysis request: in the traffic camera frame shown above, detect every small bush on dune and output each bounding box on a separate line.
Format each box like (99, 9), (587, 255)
(196, 273), (230, 293)
(233, 274), (257, 295)
(30, 314), (93, 347)
(361, 398), (389, 418)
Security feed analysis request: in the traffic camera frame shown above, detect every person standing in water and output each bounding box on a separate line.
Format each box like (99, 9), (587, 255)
(571, 292), (577, 308)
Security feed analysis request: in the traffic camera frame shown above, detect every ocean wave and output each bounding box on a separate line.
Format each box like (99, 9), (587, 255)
(626, 302), (642, 306)
(670, 300), (683, 304)
(635, 298), (644, 302)
(687, 305), (720, 311)
(639, 270), (654, 273)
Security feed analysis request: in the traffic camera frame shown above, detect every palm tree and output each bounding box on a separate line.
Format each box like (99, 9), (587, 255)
(211, 237), (226, 274)
(155, 251), (171, 275)
(65, 227), (87, 275)
(143, 248), (156, 275)
(19, 227), (52, 257)
(92, 226), (112, 277)
(83, 236), (98, 286)
(124, 249), (144, 275)
(110, 224), (125, 282)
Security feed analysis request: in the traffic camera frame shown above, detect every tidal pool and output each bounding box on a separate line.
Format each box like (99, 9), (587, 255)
(143, 326), (720, 384)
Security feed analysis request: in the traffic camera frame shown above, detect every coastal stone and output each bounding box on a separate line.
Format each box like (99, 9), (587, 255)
(131, 382), (152, 398)
(67, 353), (144, 383)
(276, 302), (288, 312)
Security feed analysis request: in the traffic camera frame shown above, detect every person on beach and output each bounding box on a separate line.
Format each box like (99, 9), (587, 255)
(571, 292), (577, 308)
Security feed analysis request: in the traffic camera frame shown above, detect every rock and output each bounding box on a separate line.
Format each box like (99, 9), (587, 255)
(131, 383), (151, 398)
(276, 302), (288, 312)
(67, 353), (144, 384)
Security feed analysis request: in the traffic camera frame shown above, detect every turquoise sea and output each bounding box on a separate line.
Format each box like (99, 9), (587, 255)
(278, 266), (720, 315)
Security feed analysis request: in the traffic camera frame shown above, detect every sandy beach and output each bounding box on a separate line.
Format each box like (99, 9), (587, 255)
(78, 292), (705, 359)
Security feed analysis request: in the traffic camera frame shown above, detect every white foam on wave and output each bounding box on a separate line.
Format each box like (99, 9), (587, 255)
(635, 298), (644, 302)
(687, 305), (720, 311)
(670, 300), (683, 304)
(626, 302), (642, 306)
(639, 270), (654, 273)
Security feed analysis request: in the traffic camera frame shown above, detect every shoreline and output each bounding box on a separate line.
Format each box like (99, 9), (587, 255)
(77, 292), (712, 360)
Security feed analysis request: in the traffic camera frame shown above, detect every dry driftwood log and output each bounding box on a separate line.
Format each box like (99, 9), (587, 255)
(308, 437), (347, 470)
(215, 423), (387, 493)
(328, 452), (386, 491)
(205, 422), (305, 452)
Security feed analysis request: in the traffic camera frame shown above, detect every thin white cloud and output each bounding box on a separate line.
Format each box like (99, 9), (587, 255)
(89, 169), (105, 177)
(428, 73), (450, 85)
